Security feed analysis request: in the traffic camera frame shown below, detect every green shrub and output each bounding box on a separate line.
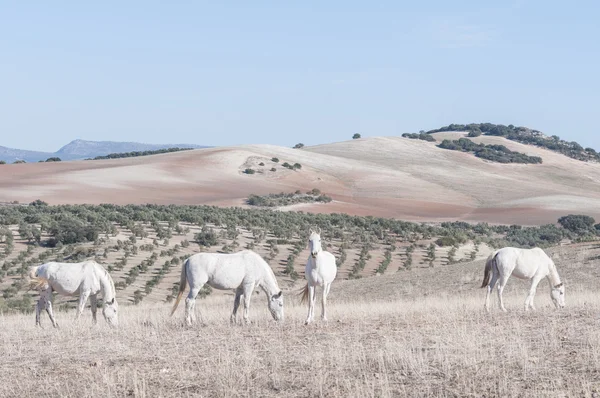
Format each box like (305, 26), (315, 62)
(427, 123), (599, 162)
(438, 138), (543, 164)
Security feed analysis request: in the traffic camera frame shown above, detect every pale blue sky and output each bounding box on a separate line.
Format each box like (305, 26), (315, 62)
(1, 1), (599, 151)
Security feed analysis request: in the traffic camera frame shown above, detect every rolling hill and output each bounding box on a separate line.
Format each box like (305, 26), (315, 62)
(1, 132), (600, 225)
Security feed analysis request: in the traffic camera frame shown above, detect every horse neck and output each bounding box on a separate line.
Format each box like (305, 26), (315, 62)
(258, 263), (279, 296)
(546, 260), (561, 286)
(97, 266), (116, 302)
(309, 250), (324, 267)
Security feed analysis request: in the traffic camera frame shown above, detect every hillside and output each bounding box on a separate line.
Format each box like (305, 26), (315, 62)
(2, 134), (600, 225)
(0, 139), (206, 163)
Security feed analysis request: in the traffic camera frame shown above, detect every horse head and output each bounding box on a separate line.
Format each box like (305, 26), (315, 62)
(550, 282), (565, 309)
(102, 297), (119, 327)
(308, 228), (322, 258)
(268, 291), (284, 321)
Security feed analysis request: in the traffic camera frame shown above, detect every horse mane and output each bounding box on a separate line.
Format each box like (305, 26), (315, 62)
(97, 263), (116, 302)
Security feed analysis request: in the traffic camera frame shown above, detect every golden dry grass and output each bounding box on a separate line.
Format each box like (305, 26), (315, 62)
(2, 287), (600, 397)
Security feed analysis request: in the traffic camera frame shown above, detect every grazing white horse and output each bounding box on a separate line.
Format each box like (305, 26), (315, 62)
(171, 250), (284, 325)
(481, 247), (565, 312)
(29, 261), (119, 328)
(300, 228), (337, 325)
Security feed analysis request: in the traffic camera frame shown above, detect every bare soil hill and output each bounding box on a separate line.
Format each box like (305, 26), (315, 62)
(2, 133), (600, 225)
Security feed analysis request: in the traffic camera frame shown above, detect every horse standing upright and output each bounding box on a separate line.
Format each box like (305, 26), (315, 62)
(300, 228), (337, 325)
(29, 261), (119, 328)
(481, 247), (565, 312)
(171, 250), (284, 325)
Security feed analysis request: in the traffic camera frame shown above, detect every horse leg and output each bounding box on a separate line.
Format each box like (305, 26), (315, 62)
(90, 294), (98, 324)
(185, 286), (202, 326)
(230, 287), (243, 324)
(305, 285), (316, 325)
(525, 276), (543, 311)
(321, 283), (331, 321)
(35, 289), (49, 327)
(485, 272), (499, 313)
(45, 294), (58, 328)
(497, 274), (510, 312)
(185, 270), (209, 325)
(76, 290), (91, 320)
(241, 282), (255, 325)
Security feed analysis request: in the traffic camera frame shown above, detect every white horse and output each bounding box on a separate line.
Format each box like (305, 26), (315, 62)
(300, 228), (337, 325)
(171, 250), (284, 325)
(481, 247), (565, 312)
(29, 261), (119, 328)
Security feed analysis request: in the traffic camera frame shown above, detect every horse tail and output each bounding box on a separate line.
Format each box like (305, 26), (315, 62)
(481, 251), (498, 288)
(28, 265), (49, 290)
(299, 283), (309, 304)
(29, 265), (40, 280)
(170, 258), (189, 316)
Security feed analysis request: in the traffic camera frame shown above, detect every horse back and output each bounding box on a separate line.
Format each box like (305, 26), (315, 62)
(497, 247), (551, 279)
(42, 261), (100, 296)
(187, 251), (257, 289)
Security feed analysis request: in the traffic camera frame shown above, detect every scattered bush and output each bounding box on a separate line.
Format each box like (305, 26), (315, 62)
(427, 123), (598, 162)
(438, 138), (543, 164)
(558, 215), (596, 234)
(195, 227), (219, 247)
(402, 133), (436, 142)
(247, 191), (332, 207)
(353, 133), (361, 139)
(91, 147), (194, 160)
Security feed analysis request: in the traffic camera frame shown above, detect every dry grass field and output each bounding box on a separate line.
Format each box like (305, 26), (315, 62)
(2, 243), (600, 397)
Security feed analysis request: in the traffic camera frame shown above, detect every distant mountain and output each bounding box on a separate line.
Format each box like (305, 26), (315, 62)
(0, 146), (55, 163)
(0, 139), (208, 163)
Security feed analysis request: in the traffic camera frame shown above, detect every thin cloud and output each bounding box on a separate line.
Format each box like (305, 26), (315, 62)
(433, 23), (492, 49)
(422, 18), (495, 49)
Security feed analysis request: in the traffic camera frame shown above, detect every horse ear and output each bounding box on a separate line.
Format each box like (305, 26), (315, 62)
(309, 228), (314, 235)
(317, 227), (322, 235)
(273, 291), (282, 299)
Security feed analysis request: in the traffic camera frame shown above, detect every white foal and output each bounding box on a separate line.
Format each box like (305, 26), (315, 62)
(300, 228), (337, 325)
(29, 261), (119, 328)
(481, 247), (565, 312)
(171, 250), (284, 325)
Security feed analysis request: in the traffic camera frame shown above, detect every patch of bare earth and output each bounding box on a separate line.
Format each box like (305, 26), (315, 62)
(3, 135), (600, 224)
